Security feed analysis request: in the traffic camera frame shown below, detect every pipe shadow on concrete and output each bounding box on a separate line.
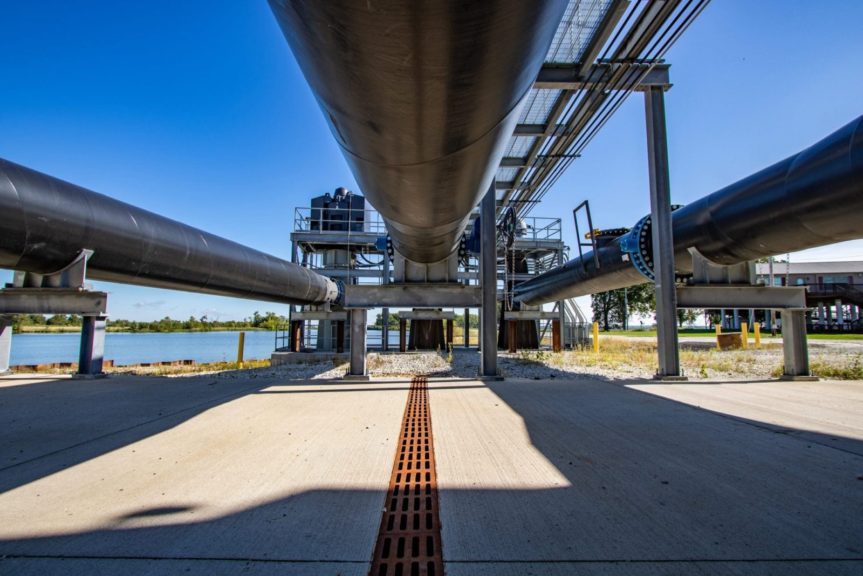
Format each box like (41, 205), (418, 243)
(0, 369), (861, 575)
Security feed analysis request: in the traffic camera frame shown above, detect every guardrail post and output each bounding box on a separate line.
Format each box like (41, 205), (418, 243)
(236, 331), (246, 368)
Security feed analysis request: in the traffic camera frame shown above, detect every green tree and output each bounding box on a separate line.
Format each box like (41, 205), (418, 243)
(591, 284), (655, 330)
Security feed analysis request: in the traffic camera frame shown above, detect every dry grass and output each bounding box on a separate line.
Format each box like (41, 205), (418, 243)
(514, 339), (789, 379)
(108, 359), (272, 376)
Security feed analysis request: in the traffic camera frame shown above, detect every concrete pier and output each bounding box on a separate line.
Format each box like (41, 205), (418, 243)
(1, 372), (861, 575)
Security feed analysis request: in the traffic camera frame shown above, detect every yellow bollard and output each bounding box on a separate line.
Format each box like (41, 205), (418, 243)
(592, 321), (599, 353)
(236, 331), (245, 368)
(740, 322), (748, 349)
(715, 323), (721, 350)
(754, 322), (761, 349)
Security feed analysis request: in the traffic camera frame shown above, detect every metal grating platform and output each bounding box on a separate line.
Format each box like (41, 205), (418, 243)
(370, 376), (443, 576)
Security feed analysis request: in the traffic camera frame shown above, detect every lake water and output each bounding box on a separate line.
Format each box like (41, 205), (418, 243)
(9, 329), (403, 366)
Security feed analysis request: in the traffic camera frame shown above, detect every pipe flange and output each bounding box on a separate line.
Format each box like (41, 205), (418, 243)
(620, 215), (655, 282)
(619, 205), (683, 282)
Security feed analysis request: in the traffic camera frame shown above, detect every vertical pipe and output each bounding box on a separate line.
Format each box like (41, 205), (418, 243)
(336, 320), (346, 353)
(715, 323), (721, 350)
(290, 321), (302, 352)
(552, 319), (561, 353)
(236, 331), (246, 367)
(399, 318), (407, 353)
(78, 315), (106, 376)
(382, 254), (390, 351)
(463, 308), (470, 348)
(754, 322), (761, 349)
(644, 86), (681, 378)
(349, 309), (367, 377)
(481, 183), (498, 377)
(741, 322), (748, 350)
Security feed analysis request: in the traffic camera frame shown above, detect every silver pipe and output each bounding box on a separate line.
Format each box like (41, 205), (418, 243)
(269, 0), (568, 264)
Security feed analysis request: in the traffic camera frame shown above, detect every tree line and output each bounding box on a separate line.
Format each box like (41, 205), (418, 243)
(591, 285), (700, 330)
(10, 311), (290, 333)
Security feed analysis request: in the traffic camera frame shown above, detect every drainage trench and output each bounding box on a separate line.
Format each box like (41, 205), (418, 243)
(370, 376), (444, 576)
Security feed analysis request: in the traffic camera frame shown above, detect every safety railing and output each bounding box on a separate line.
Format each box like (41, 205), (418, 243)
(293, 207), (387, 235)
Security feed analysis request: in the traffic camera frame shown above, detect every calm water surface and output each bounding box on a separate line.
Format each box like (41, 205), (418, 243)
(10, 329), (401, 366)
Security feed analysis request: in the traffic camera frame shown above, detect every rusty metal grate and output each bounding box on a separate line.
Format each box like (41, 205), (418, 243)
(370, 376), (443, 576)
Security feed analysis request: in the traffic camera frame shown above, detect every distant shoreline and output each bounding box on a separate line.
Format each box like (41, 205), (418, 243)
(14, 326), (394, 335)
(14, 327), (274, 335)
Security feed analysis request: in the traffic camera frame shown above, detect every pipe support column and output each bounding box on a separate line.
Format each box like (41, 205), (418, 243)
(780, 310), (813, 379)
(78, 315), (107, 376)
(644, 86), (682, 378)
(480, 183), (498, 377)
(349, 309), (368, 378)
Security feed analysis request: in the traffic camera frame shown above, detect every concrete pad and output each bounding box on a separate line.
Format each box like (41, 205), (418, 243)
(430, 377), (863, 575)
(0, 374), (410, 575)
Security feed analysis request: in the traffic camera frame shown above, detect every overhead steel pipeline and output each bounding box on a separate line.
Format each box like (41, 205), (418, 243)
(0, 158), (341, 306)
(269, 0), (568, 264)
(514, 114), (863, 305)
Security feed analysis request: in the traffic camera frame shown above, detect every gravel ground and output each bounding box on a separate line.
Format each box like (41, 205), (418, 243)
(168, 337), (863, 382)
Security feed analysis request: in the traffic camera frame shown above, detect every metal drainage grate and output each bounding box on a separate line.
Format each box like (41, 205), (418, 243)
(370, 376), (443, 576)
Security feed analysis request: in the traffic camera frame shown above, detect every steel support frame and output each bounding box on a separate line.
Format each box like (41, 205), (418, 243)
(481, 183), (498, 377)
(644, 86), (683, 379)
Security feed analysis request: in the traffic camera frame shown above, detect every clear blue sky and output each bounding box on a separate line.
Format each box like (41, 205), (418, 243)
(2, 1), (862, 321)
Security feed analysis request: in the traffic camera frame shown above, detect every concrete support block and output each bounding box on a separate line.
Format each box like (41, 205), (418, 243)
(348, 309), (368, 379)
(780, 310), (815, 380)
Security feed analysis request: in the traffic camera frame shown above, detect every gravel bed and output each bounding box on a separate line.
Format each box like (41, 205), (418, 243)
(167, 338), (863, 382)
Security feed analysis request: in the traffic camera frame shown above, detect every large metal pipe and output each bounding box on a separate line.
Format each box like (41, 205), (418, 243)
(269, 0), (568, 264)
(515, 114), (863, 304)
(0, 158), (341, 305)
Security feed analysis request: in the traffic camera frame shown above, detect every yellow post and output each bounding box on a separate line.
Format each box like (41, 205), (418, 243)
(741, 322), (748, 349)
(754, 322), (761, 349)
(592, 321), (599, 353)
(236, 331), (245, 368)
(715, 323), (721, 350)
